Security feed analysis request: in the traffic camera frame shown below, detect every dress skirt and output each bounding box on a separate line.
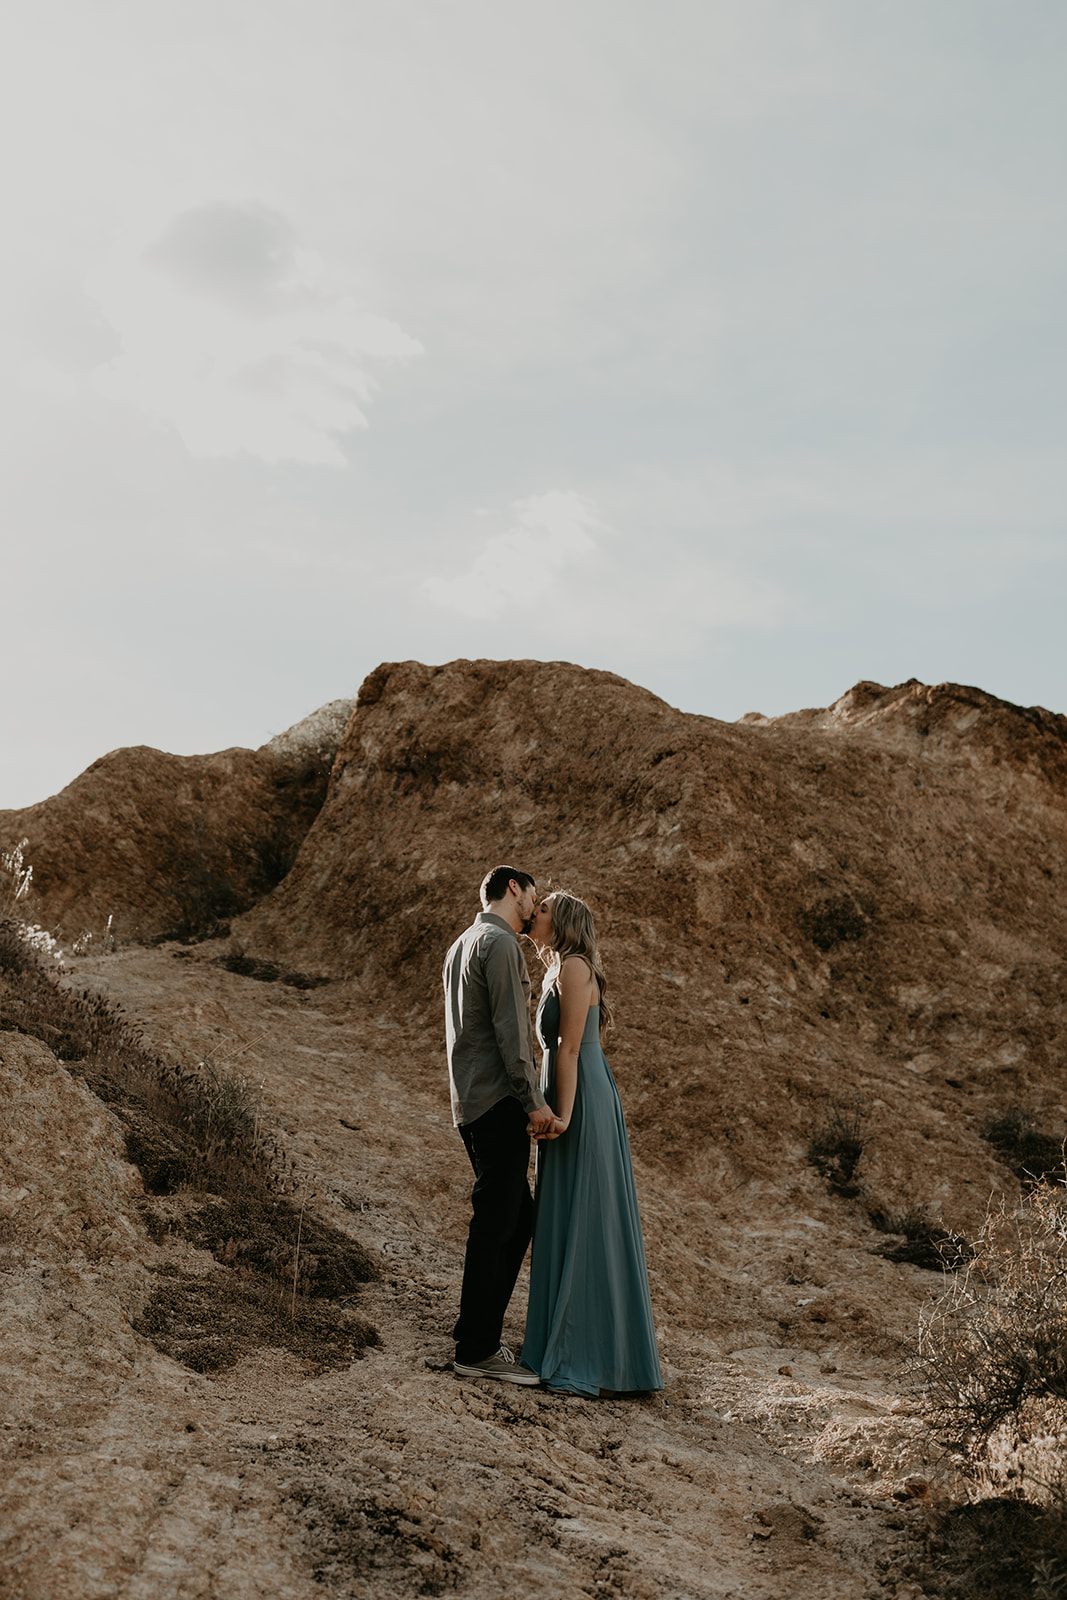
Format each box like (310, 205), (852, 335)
(522, 987), (663, 1396)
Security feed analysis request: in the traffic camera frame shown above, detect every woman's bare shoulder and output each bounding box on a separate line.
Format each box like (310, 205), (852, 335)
(558, 954), (596, 992)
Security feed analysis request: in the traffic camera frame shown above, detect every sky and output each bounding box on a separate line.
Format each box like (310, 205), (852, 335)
(2, 0), (1065, 808)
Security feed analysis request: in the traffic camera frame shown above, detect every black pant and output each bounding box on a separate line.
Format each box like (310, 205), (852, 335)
(453, 1095), (534, 1364)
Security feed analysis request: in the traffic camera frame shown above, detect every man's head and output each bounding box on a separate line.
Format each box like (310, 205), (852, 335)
(480, 865), (538, 933)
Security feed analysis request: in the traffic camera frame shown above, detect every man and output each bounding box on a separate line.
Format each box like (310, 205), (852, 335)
(443, 865), (557, 1383)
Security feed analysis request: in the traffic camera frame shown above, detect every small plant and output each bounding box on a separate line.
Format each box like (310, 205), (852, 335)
(1, 839), (63, 962)
(869, 1202), (972, 1272)
(798, 897), (869, 952)
(807, 1096), (868, 1197)
(1034, 1553), (1067, 1600)
(983, 1106), (1065, 1188)
(0, 837), (33, 917)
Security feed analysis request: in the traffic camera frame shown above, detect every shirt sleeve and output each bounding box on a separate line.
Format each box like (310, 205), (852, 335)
(482, 934), (547, 1113)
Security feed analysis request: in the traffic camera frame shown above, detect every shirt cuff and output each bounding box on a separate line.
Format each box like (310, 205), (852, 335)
(520, 1083), (548, 1113)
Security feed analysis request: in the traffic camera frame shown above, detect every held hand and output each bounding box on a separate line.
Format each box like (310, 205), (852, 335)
(526, 1103), (557, 1139)
(530, 1115), (569, 1142)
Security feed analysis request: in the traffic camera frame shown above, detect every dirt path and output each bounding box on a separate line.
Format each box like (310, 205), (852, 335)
(2, 944), (942, 1599)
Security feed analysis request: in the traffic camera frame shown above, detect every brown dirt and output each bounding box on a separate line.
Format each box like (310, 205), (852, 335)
(4, 658), (1067, 1597)
(0, 700), (354, 944)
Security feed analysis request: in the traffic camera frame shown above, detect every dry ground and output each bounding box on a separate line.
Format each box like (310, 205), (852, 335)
(2, 942), (955, 1600)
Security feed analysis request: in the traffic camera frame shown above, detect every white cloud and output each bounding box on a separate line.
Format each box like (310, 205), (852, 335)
(424, 491), (603, 619)
(422, 481), (788, 645)
(88, 202), (422, 465)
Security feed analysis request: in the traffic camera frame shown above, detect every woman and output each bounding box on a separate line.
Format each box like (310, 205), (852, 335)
(521, 891), (663, 1397)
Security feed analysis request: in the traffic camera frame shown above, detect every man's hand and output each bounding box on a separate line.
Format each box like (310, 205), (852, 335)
(526, 1103), (556, 1140)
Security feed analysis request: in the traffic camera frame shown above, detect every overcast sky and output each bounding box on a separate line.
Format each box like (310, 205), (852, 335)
(2, 1), (1065, 807)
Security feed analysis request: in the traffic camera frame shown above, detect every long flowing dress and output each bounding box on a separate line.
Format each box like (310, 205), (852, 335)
(522, 984), (663, 1396)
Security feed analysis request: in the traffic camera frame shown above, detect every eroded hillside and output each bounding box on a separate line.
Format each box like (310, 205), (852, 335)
(3, 661), (1066, 1599)
(0, 700), (354, 943)
(237, 661), (1067, 1240)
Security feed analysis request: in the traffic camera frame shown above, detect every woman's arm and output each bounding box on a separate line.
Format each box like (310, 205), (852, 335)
(550, 955), (596, 1131)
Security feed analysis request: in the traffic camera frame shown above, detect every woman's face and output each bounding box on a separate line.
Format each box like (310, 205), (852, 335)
(528, 897), (554, 951)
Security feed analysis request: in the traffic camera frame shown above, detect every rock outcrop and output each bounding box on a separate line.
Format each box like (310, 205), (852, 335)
(232, 660), (1067, 1217)
(0, 700), (355, 944)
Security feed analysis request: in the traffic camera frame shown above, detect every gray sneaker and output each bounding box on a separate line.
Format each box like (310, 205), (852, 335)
(453, 1343), (542, 1385)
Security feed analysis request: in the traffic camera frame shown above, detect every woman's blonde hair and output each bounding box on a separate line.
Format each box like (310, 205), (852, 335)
(543, 890), (611, 1031)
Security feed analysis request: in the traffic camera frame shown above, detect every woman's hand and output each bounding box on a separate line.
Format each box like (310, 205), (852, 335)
(530, 1116), (569, 1141)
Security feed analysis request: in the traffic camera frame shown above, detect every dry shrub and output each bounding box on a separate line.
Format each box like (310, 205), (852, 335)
(984, 1106), (1066, 1188)
(918, 1180), (1067, 1457)
(869, 1203), (972, 1272)
(806, 1097), (868, 1197)
(0, 838), (33, 920)
(1, 889), (378, 1377)
(0, 916), (280, 1198)
(0, 838), (64, 962)
(912, 1181), (1067, 1596)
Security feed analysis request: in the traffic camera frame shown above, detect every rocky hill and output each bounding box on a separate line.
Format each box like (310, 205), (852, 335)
(233, 660), (1067, 1227)
(0, 700), (355, 944)
(3, 661), (1067, 1600)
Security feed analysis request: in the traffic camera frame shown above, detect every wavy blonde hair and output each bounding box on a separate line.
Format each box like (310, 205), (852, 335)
(542, 890), (611, 1031)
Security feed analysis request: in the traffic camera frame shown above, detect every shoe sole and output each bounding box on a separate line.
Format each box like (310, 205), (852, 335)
(452, 1362), (542, 1385)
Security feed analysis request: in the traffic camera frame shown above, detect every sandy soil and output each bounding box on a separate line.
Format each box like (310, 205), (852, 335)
(2, 941), (948, 1599)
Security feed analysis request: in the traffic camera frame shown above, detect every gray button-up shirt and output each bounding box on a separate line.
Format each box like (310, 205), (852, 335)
(443, 911), (547, 1127)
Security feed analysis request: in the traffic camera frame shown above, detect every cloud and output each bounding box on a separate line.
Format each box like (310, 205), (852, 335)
(89, 202), (422, 464)
(422, 482), (786, 648)
(424, 491), (603, 619)
(142, 202), (301, 315)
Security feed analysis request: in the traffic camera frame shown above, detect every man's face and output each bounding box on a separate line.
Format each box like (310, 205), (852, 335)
(515, 881), (538, 933)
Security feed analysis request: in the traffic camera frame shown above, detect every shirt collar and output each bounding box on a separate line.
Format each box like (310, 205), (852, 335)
(477, 911), (517, 938)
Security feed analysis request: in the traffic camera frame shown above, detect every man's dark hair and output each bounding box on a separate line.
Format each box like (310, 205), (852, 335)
(480, 865), (535, 908)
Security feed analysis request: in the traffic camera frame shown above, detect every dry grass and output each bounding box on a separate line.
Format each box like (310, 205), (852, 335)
(913, 1176), (1067, 1595)
(917, 1181), (1067, 1457)
(134, 1263), (379, 1374)
(0, 909), (378, 1371)
(919, 1496), (1067, 1600)
(806, 1096), (868, 1197)
(0, 915), (279, 1197)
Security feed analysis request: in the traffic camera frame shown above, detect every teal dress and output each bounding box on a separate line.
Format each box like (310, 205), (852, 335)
(522, 985), (663, 1396)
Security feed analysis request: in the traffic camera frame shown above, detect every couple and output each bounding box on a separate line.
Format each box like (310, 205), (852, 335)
(443, 864), (662, 1396)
